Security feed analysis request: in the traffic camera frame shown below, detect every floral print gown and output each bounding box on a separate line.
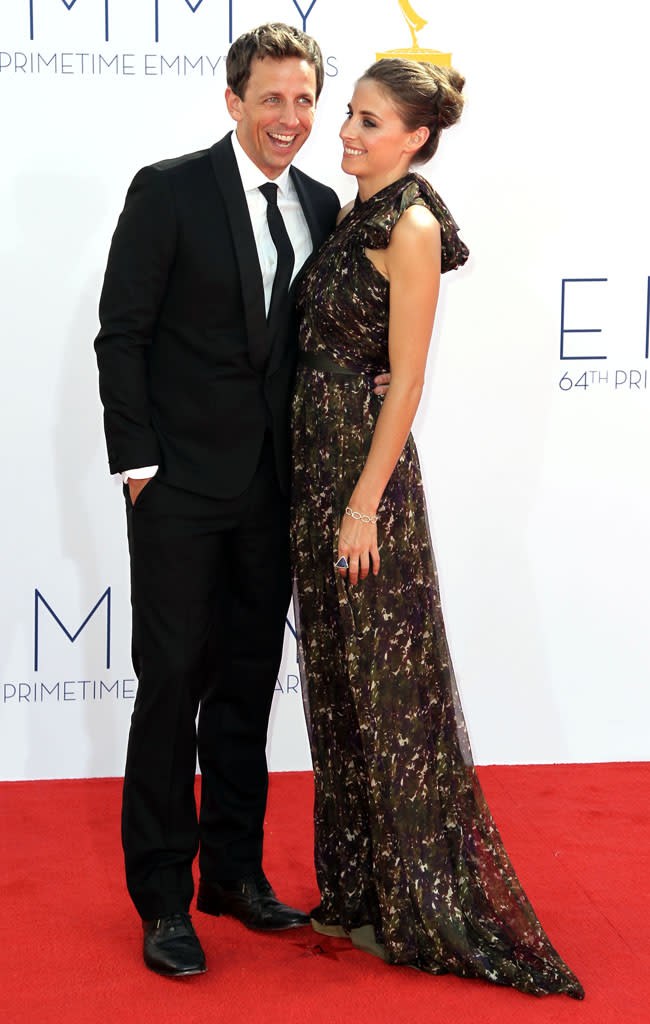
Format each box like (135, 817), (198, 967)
(291, 173), (584, 999)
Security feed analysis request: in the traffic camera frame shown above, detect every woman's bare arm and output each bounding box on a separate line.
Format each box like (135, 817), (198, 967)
(337, 204), (441, 584)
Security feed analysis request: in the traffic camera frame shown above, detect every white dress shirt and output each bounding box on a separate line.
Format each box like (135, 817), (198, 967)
(230, 129), (312, 312)
(123, 130), (313, 484)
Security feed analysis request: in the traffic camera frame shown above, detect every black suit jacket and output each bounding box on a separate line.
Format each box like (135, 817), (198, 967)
(95, 133), (339, 498)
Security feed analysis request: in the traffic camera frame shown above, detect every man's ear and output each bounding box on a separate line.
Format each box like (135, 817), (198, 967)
(225, 87), (242, 122)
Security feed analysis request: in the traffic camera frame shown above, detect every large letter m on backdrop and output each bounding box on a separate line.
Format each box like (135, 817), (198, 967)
(27, 1), (277, 46)
(29, 1), (110, 43)
(34, 588), (111, 671)
(154, 0), (232, 44)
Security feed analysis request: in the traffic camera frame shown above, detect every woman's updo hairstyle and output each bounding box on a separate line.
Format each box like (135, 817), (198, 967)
(360, 58), (464, 163)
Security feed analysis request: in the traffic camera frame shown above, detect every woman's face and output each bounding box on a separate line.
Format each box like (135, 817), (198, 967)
(339, 79), (421, 184)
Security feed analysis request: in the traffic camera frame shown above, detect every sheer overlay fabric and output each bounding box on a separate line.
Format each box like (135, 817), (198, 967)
(291, 174), (584, 998)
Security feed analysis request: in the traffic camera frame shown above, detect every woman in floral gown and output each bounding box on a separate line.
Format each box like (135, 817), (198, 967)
(291, 58), (584, 999)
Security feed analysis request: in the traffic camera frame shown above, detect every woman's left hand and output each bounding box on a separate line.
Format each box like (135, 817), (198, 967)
(336, 511), (380, 585)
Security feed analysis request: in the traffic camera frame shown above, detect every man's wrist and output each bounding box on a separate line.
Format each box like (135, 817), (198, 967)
(121, 466), (159, 484)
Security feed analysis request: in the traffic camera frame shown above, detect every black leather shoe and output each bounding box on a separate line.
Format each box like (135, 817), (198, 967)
(142, 913), (207, 977)
(197, 873), (309, 931)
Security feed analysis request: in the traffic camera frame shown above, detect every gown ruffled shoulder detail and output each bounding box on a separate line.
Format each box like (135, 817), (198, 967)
(352, 173), (469, 273)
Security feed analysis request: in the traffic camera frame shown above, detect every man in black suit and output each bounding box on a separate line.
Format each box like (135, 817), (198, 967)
(95, 24), (341, 977)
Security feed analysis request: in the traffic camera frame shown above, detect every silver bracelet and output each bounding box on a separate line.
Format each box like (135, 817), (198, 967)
(345, 506), (379, 525)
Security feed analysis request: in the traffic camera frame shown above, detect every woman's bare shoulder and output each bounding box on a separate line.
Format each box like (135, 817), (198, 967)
(395, 202), (441, 237)
(336, 199), (355, 225)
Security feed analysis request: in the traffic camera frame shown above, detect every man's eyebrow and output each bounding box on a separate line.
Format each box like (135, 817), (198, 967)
(260, 90), (314, 100)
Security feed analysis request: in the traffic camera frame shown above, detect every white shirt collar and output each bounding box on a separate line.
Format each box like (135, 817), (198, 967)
(231, 129), (292, 197)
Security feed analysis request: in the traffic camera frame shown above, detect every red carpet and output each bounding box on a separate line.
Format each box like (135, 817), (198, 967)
(1, 764), (648, 1023)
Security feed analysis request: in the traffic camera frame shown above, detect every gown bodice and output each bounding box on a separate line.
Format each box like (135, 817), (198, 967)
(296, 172), (469, 375)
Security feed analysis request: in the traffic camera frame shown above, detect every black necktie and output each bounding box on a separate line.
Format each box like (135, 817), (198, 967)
(259, 183), (295, 341)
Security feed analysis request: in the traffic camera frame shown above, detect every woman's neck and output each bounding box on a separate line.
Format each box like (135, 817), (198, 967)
(356, 168), (412, 203)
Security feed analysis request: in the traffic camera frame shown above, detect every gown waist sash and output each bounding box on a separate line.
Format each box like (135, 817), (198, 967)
(298, 350), (361, 377)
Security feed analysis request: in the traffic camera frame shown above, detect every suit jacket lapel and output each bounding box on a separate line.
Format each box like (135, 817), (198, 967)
(287, 166), (336, 306)
(265, 166), (331, 376)
(208, 135), (268, 372)
(290, 166), (323, 251)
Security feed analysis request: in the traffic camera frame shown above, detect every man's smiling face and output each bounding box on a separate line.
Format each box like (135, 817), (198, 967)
(226, 56), (317, 179)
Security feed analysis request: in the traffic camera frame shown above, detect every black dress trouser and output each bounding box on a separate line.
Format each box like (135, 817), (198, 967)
(121, 436), (291, 920)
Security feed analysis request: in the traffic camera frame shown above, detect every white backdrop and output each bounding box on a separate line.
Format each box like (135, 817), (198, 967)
(1, 0), (648, 780)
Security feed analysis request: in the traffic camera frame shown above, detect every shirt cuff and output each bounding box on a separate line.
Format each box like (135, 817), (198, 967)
(121, 466), (159, 483)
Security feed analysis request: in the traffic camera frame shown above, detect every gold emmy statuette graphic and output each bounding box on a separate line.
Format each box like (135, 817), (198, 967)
(376, 0), (452, 66)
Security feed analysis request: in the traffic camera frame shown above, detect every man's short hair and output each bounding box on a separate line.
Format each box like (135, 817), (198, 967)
(226, 22), (325, 100)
